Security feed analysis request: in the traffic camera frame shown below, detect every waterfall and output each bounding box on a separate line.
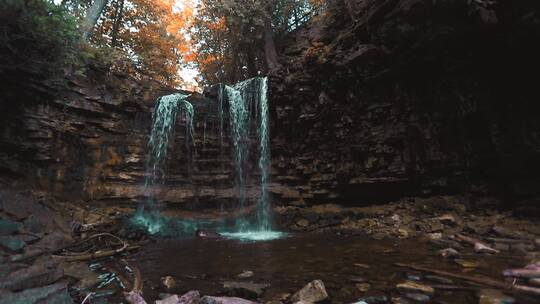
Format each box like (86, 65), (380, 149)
(219, 77), (281, 239)
(145, 93), (194, 187)
(134, 93), (195, 234)
(256, 78), (271, 231)
(133, 80), (282, 241)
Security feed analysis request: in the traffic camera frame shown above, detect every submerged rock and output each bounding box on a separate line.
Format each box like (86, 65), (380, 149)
(237, 270), (254, 278)
(196, 229), (221, 239)
(474, 242), (499, 254)
(223, 281), (268, 299)
(161, 275), (177, 290)
(355, 283), (371, 292)
(396, 281), (434, 296)
(454, 259), (480, 268)
(477, 289), (515, 304)
(356, 295), (388, 303)
(290, 280), (328, 303)
(404, 293), (430, 303)
(200, 296), (259, 304)
(438, 248), (460, 259)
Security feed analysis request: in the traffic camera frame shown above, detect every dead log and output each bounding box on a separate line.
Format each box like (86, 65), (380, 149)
(395, 263), (540, 296)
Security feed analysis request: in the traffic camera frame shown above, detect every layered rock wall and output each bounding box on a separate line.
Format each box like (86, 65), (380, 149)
(269, 0), (540, 208)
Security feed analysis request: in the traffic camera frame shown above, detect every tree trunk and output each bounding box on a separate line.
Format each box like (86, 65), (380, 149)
(263, 1), (280, 72)
(81, 0), (109, 40)
(111, 0), (125, 47)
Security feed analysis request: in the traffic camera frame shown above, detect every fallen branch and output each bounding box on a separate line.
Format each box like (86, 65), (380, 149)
(53, 233), (128, 262)
(123, 260), (146, 304)
(395, 263), (540, 296)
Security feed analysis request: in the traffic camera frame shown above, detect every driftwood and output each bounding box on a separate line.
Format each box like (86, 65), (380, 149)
(395, 263), (540, 296)
(53, 233), (128, 262)
(123, 260), (147, 304)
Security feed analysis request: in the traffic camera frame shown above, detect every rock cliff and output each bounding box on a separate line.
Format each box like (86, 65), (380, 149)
(1, 0), (539, 213)
(269, 0), (540, 209)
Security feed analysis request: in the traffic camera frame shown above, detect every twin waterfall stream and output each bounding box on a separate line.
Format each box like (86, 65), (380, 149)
(133, 77), (283, 241)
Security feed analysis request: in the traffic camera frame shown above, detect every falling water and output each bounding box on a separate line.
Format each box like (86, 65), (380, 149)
(133, 93), (195, 234)
(219, 77), (283, 240)
(145, 93), (194, 186)
(132, 81), (282, 241)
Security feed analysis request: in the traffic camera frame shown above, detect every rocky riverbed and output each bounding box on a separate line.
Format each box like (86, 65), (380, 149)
(2, 189), (540, 303)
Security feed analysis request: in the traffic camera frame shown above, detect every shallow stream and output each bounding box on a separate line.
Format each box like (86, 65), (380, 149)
(134, 232), (535, 303)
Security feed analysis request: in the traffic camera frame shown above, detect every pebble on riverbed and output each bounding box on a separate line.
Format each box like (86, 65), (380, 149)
(237, 270), (254, 278)
(161, 275), (177, 290)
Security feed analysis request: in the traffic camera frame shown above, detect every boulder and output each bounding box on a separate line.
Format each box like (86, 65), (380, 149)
(0, 260), (63, 291)
(0, 235), (26, 252)
(0, 282), (72, 304)
(290, 280), (328, 303)
(156, 291), (200, 304)
(0, 218), (22, 235)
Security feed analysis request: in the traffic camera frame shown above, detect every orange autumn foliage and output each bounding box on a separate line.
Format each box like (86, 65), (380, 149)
(93, 0), (195, 86)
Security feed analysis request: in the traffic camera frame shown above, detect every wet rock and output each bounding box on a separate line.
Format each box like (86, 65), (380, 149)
(355, 283), (371, 292)
(0, 218), (22, 235)
(0, 235), (26, 252)
(354, 263), (371, 269)
(438, 214), (457, 226)
(200, 296), (258, 304)
(492, 226), (525, 240)
(438, 248), (460, 259)
(237, 271), (254, 278)
(404, 293), (430, 302)
(0, 282), (72, 304)
(492, 242), (510, 252)
(466, 222), (491, 235)
(356, 295), (388, 303)
(34, 231), (72, 252)
(455, 259), (480, 268)
(125, 290), (148, 304)
(425, 275), (453, 284)
(426, 233), (442, 240)
(161, 275), (177, 290)
(296, 219), (309, 228)
(290, 280), (328, 303)
(406, 273), (421, 281)
(390, 297), (412, 304)
(477, 289), (515, 304)
(474, 242), (499, 254)
(396, 281), (434, 296)
(157, 290), (201, 304)
(196, 229), (221, 239)
(223, 281), (268, 299)
(509, 243), (529, 255)
(0, 260), (63, 291)
(349, 276), (366, 283)
(397, 228), (410, 239)
(503, 264), (540, 278)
